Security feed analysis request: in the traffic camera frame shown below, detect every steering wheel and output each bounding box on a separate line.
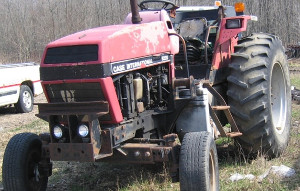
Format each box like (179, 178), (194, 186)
(139, 0), (178, 11)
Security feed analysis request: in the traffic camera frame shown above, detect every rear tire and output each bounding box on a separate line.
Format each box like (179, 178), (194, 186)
(2, 133), (48, 191)
(15, 85), (34, 113)
(227, 33), (291, 157)
(179, 132), (219, 191)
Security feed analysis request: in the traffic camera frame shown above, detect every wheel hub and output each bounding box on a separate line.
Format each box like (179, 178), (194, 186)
(23, 90), (32, 109)
(34, 164), (40, 182)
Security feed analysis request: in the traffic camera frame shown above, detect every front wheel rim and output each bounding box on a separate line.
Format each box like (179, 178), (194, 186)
(26, 149), (42, 190)
(22, 90), (32, 109)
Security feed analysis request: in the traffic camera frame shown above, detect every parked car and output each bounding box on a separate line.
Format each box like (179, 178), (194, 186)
(0, 62), (43, 113)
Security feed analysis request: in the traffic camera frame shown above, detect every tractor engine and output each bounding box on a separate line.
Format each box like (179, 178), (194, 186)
(113, 64), (171, 117)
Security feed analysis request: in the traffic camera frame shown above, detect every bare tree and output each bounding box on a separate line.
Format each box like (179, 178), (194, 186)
(0, 0), (299, 63)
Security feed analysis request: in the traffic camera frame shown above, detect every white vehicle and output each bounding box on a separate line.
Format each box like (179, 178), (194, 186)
(0, 63), (43, 113)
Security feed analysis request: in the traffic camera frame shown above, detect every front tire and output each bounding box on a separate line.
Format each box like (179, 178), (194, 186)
(179, 132), (219, 191)
(227, 33), (291, 157)
(2, 133), (48, 191)
(15, 85), (34, 113)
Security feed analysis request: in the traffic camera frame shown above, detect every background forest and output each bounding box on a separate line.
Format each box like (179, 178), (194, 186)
(0, 0), (299, 63)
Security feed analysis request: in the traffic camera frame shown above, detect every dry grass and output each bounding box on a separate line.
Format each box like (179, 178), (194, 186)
(219, 118), (300, 191)
(47, 162), (178, 191)
(1, 104), (298, 190)
(0, 119), (48, 184)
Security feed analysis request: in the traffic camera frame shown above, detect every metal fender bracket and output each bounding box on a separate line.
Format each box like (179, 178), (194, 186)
(173, 76), (196, 100)
(202, 81), (243, 138)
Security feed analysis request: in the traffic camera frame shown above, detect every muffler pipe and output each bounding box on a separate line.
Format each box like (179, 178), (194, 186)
(130, 0), (142, 24)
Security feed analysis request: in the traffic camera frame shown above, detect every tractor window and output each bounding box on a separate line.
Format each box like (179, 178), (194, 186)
(141, 2), (174, 10)
(172, 9), (219, 26)
(176, 18), (206, 39)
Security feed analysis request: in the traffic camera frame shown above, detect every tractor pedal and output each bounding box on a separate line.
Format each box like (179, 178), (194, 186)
(211, 106), (230, 110)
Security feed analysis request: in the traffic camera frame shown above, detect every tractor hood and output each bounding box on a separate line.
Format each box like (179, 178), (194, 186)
(41, 21), (174, 66)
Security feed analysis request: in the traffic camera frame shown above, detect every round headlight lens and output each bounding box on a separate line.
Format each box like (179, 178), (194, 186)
(53, 125), (63, 139)
(78, 124), (89, 137)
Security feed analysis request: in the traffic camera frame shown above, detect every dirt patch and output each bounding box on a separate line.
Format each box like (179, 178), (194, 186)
(0, 94), (46, 132)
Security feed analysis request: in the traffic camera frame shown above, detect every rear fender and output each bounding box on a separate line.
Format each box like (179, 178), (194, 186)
(217, 15), (252, 45)
(211, 15), (252, 70)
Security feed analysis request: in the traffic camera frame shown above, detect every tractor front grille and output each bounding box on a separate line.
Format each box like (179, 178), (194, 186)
(44, 45), (98, 64)
(45, 82), (105, 103)
(45, 82), (111, 121)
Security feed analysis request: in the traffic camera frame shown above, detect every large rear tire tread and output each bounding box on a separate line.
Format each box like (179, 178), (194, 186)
(227, 33), (291, 157)
(2, 133), (48, 191)
(179, 132), (219, 191)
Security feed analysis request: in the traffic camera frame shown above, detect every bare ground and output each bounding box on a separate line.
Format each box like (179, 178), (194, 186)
(0, 94), (47, 133)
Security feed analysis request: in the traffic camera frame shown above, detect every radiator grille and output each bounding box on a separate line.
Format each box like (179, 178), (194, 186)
(44, 45), (98, 64)
(45, 83), (105, 103)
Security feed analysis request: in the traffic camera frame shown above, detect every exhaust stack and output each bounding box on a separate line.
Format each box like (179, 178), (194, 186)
(130, 0), (142, 24)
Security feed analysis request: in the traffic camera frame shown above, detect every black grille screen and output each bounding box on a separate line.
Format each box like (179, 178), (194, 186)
(45, 83), (105, 103)
(44, 45), (98, 64)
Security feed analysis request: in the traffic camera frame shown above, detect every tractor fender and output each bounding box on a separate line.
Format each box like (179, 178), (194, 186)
(176, 87), (213, 135)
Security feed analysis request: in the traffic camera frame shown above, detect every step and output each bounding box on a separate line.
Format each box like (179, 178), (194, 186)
(226, 132), (243, 138)
(211, 106), (230, 110)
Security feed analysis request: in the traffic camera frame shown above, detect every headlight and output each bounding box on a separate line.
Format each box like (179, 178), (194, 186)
(53, 125), (63, 139)
(78, 124), (89, 137)
(226, 19), (241, 29)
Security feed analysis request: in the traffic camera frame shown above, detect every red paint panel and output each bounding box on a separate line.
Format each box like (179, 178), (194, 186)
(0, 80), (41, 90)
(99, 78), (123, 123)
(218, 16), (251, 45)
(212, 16), (251, 69)
(169, 57), (175, 83)
(101, 21), (172, 63)
(124, 10), (179, 55)
(1, 80), (41, 89)
(212, 40), (234, 69)
(41, 83), (50, 103)
(41, 25), (130, 66)
(0, 83), (21, 89)
(41, 21), (174, 67)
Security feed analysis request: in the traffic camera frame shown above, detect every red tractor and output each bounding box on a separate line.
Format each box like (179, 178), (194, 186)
(2, 0), (291, 190)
